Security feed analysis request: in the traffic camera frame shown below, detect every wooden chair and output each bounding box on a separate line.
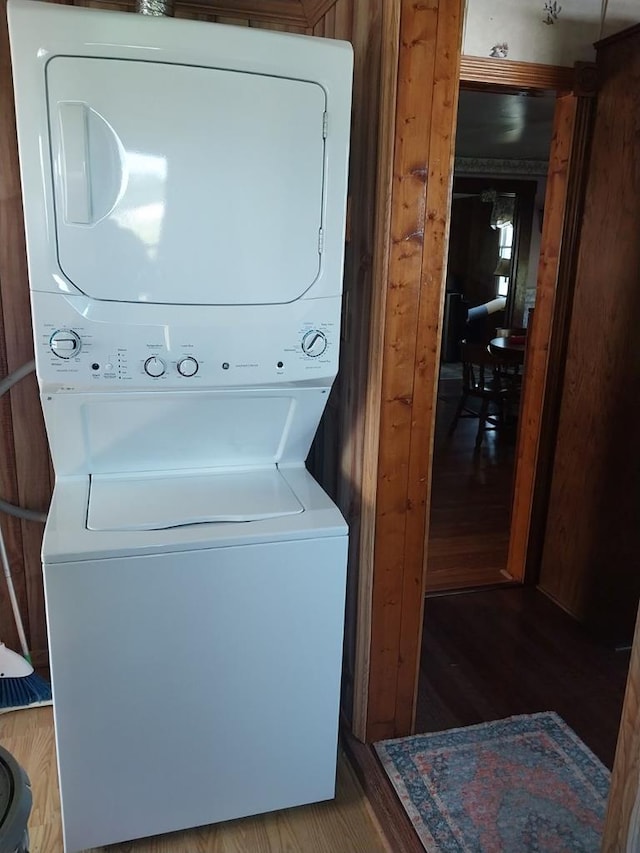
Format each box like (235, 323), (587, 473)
(449, 341), (517, 449)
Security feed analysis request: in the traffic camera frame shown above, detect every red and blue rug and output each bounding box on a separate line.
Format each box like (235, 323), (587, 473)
(375, 712), (609, 852)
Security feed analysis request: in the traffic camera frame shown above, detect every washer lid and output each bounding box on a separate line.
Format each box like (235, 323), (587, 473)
(87, 468), (304, 531)
(46, 56), (326, 305)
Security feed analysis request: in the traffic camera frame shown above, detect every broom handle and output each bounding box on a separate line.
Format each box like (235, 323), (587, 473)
(0, 519), (30, 661)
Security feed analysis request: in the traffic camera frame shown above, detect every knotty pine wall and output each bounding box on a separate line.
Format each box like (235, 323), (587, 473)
(0, 0), (384, 697)
(0, 1), (52, 668)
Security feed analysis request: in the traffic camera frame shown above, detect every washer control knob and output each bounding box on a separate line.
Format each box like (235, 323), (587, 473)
(50, 329), (82, 359)
(144, 356), (166, 378)
(301, 330), (328, 358)
(177, 357), (199, 377)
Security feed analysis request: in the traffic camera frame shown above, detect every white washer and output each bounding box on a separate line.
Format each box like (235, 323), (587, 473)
(8, 3), (352, 851)
(44, 469), (347, 853)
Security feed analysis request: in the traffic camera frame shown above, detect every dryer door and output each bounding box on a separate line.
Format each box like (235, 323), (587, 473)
(46, 57), (326, 305)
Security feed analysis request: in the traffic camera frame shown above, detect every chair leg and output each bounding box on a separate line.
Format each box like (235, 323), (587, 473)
(475, 398), (490, 449)
(448, 393), (468, 436)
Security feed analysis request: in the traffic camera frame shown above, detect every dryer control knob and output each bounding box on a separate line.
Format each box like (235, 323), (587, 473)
(301, 330), (328, 358)
(177, 357), (199, 377)
(144, 356), (166, 378)
(50, 329), (82, 359)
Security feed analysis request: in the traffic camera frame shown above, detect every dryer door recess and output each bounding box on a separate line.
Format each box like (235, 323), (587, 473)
(46, 57), (326, 306)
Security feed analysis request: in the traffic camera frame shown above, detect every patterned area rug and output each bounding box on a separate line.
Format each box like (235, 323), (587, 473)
(375, 712), (609, 852)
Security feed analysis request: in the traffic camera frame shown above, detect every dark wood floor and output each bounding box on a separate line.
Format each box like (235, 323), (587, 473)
(426, 373), (516, 591)
(348, 368), (629, 848)
(416, 586), (630, 769)
(347, 587), (630, 852)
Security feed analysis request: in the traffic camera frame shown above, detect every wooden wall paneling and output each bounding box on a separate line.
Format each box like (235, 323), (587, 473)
(0, 1), (23, 658)
(602, 605), (640, 851)
(175, 9), (216, 19)
(73, 0), (128, 8)
(300, 0), (338, 27)
(213, 16), (248, 24)
(364, 0), (439, 742)
(311, 12), (324, 35)
(0, 0), (52, 665)
(358, 17), (575, 743)
(395, 0), (463, 735)
(538, 28), (640, 643)
(0, 315), (23, 657)
(364, 0), (464, 742)
(175, 1), (308, 26)
(318, 1), (334, 35)
(506, 93), (581, 583)
(332, 0), (352, 39)
(350, 0), (399, 739)
(327, 0), (385, 730)
(248, 18), (307, 32)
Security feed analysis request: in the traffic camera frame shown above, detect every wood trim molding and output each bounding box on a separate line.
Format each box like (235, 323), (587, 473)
(516, 92), (596, 582)
(595, 21), (640, 49)
(506, 93), (581, 582)
(364, 0), (464, 742)
(602, 605), (640, 851)
(460, 55), (574, 91)
(398, 0), (464, 734)
(341, 729), (425, 853)
(351, 0), (401, 742)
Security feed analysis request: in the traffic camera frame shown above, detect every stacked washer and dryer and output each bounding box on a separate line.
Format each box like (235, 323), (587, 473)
(7, 2), (352, 850)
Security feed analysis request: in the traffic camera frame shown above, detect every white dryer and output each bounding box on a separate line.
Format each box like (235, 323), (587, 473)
(7, 2), (352, 851)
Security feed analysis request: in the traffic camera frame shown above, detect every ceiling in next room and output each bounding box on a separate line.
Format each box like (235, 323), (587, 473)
(455, 90), (556, 162)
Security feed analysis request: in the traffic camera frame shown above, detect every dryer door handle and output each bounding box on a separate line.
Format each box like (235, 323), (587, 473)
(58, 102), (93, 225)
(57, 102), (125, 226)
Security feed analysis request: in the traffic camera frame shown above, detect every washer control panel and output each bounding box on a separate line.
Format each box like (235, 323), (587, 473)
(144, 356), (167, 378)
(50, 329), (82, 359)
(301, 330), (328, 358)
(177, 356), (199, 377)
(34, 294), (341, 392)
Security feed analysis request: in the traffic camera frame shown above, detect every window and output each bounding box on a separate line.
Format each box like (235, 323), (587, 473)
(496, 221), (514, 297)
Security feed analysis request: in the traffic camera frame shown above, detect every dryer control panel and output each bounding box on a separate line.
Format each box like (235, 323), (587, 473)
(33, 292), (341, 393)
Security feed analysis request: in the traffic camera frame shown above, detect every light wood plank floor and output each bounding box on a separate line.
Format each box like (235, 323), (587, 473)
(0, 707), (391, 853)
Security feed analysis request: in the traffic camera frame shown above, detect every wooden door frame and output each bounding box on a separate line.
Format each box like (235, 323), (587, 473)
(352, 0), (596, 742)
(602, 605), (640, 850)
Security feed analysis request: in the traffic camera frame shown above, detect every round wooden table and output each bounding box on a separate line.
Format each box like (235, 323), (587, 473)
(488, 336), (526, 365)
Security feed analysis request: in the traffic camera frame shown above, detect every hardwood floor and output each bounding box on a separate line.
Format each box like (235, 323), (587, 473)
(346, 587), (631, 851)
(342, 732), (424, 853)
(416, 586), (630, 768)
(0, 707), (390, 853)
(426, 374), (516, 592)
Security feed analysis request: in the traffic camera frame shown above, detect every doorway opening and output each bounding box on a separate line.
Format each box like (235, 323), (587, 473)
(427, 88), (553, 593)
(418, 87), (629, 768)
